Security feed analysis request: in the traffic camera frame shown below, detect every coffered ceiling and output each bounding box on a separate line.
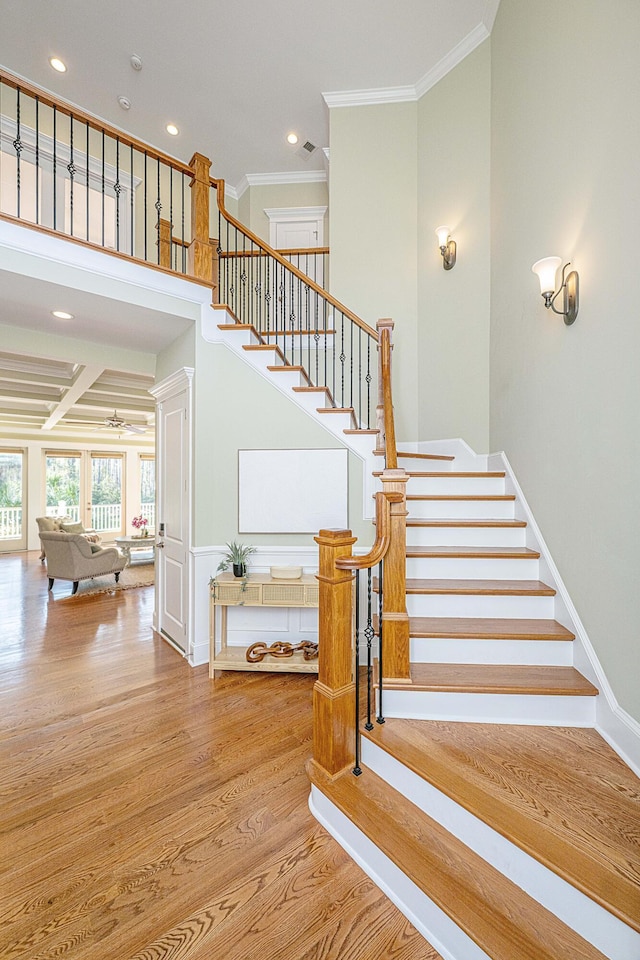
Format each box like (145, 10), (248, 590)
(0, 351), (156, 447)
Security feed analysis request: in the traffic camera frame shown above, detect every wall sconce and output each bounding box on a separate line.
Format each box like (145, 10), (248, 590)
(531, 257), (579, 325)
(435, 225), (456, 271)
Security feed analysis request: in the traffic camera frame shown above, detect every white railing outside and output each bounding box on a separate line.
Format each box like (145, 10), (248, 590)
(0, 507), (22, 539)
(142, 503), (156, 531)
(91, 504), (122, 531)
(46, 505), (81, 522)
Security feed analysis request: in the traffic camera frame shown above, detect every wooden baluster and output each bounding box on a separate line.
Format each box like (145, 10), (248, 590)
(313, 528), (357, 778)
(379, 467), (411, 682)
(157, 218), (172, 270)
(187, 152), (212, 282)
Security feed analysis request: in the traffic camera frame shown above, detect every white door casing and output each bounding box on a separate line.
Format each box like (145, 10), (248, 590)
(150, 367), (193, 654)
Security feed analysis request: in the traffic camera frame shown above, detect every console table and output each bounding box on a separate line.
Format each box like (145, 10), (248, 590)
(209, 572), (318, 677)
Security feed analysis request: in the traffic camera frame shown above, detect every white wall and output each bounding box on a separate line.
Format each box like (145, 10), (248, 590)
(417, 41), (491, 452)
(490, 0), (640, 721)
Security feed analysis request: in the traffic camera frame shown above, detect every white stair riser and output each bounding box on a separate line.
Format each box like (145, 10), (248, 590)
(219, 328), (257, 347)
(405, 557), (539, 579)
(406, 527), (526, 547)
(410, 637), (573, 666)
(310, 787), (492, 960)
(406, 477), (505, 496)
(267, 369), (306, 388)
(243, 349), (284, 372)
(362, 740), (636, 960)
(405, 594), (555, 619)
(381, 689), (596, 726)
(291, 390), (331, 413)
(395, 459), (454, 473)
(407, 499), (515, 520)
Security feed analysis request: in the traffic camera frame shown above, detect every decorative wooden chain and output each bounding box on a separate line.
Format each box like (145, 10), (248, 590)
(246, 640), (318, 663)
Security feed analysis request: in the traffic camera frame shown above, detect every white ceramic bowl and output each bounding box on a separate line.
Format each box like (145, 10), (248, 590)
(270, 565), (302, 580)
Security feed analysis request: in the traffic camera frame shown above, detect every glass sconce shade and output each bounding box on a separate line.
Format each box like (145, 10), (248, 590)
(435, 225), (450, 249)
(532, 256), (562, 295)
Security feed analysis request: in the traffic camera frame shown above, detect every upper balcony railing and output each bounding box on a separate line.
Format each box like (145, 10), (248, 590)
(0, 68), (195, 274)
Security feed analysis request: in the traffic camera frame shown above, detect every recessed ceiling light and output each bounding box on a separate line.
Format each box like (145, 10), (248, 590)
(166, 123), (179, 136)
(287, 133), (298, 145)
(49, 57), (67, 73)
(52, 310), (74, 320)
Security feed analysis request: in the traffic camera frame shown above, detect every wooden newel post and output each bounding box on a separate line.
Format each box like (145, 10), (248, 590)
(380, 468), (411, 682)
(313, 528), (357, 778)
(157, 218), (172, 270)
(188, 152), (212, 282)
(375, 318), (394, 456)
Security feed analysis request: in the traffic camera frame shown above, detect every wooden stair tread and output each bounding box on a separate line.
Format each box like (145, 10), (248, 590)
(374, 450), (455, 461)
(406, 494), (516, 501)
(343, 428), (379, 434)
(406, 546), (540, 559)
(292, 385), (330, 394)
(406, 617), (575, 640)
(406, 518), (527, 528)
(217, 322), (255, 331)
(397, 578), (555, 596)
(317, 407), (354, 414)
(266, 364), (311, 383)
(363, 721), (640, 933)
(308, 761), (609, 960)
(401, 663), (596, 696)
(373, 470), (505, 478)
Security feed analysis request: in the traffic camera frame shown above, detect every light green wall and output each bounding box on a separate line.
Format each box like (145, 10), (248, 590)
(417, 42), (491, 452)
(490, 0), (640, 720)
(232, 181), (328, 244)
(155, 325), (195, 383)
(193, 341), (370, 549)
(329, 102), (419, 441)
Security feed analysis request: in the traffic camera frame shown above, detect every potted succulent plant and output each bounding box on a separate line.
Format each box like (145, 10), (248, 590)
(217, 540), (256, 578)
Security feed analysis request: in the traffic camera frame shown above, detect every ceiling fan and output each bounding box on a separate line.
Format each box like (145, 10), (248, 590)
(98, 410), (147, 435)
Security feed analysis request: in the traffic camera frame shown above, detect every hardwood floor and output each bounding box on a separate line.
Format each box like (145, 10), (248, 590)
(0, 552), (440, 960)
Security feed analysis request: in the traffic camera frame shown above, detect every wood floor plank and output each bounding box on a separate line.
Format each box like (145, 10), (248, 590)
(0, 551), (439, 960)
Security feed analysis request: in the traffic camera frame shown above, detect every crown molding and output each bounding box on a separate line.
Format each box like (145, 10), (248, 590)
(322, 85), (416, 109)
(323, 21), (491, 109)
(232, 169), (327, 200)
(415, 22), (489, 99)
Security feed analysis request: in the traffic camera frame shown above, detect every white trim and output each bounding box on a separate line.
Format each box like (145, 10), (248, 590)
(263, 206), (327, 222)
(323, 23), (491, 110)
(309, 787), (490, 960)
(491, 450), (640, 775)
(363, 739), (639, 960)
(323, 85), (417, 109)
(415, 24), (490, 99)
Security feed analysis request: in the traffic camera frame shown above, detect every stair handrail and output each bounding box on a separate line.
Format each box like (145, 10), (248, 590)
(211, 177), (379, 429)
(212, 177), (375, 336)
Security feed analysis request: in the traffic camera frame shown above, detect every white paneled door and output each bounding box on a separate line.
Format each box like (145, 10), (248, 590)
(154, 370), (192, 654)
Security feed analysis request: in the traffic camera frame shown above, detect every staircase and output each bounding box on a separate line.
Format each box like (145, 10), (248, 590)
(309, 445), (639, 960)
(211, 302), (639, 960)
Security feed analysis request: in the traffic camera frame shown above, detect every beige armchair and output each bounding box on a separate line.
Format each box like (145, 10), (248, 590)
(39, 531), (127, 595)
(36, 516), (102, 561)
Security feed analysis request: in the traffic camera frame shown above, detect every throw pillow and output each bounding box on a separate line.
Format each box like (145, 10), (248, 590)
(60, 522), (85, 534)
(37, 517), (57, 532)
(90, 543), (103, 554)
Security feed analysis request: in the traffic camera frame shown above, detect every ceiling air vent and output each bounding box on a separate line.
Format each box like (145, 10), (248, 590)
(296, 140), (317, 160)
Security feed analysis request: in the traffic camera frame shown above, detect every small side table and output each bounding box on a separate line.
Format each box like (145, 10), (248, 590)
(114, 535), (156, 566)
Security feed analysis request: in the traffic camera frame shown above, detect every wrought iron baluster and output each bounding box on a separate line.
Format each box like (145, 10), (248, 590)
(14, 87), (22, 220)
(143, 150), (147, 260)
(181, 172), (186, 273)
(115, 136), (121, 251)
(169, 166), (174, 271)
(364, 569), (375, 730)
(265, 255), (272, 334)
(35, 96), (40, 224)
(101, 129), (105, 246)
(86, 122), (90, 243)
(156, 158), (162, 264)
(367, 338), (372, 429)
(68, 114), (75, 236)
(340, 313), (346, 408)
(350, 313), (354, 416)
(53, 106), (57, 230)
(130, 142), (134, 256)
(377, 559), (385, 724)
(358, 327), (362, 428)
(353, 569), (362, 776)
